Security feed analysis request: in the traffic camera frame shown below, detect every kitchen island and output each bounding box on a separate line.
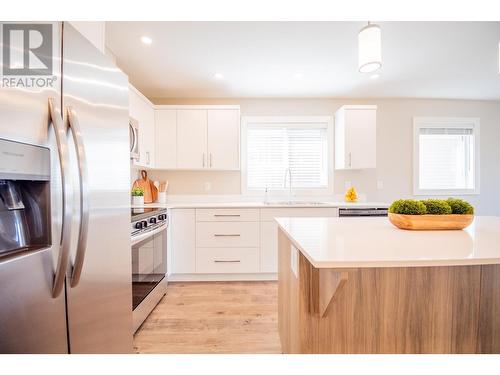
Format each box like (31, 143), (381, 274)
(276, 217), (500, 354)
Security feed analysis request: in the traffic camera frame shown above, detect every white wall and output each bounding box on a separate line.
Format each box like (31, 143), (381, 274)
(143, 97), (500, 215)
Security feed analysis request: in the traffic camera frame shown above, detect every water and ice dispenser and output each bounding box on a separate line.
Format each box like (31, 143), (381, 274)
(0, 138), (51, 258)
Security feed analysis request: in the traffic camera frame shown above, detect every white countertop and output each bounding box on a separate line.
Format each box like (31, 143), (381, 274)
(275, 216), (500, 268)
(132, 201), (389, 209)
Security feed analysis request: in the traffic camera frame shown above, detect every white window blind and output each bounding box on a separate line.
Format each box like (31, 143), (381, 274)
(414, 118), (479, 195)
(246, 124), (328, 190)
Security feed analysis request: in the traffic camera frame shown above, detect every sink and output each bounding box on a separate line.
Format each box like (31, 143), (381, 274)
(263, 201), (330, 206)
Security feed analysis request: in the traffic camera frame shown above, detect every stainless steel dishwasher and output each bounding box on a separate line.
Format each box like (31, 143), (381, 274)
(338, 207), (388, 217)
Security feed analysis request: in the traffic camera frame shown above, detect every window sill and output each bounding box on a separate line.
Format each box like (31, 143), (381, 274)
(413, 188), (480, 196)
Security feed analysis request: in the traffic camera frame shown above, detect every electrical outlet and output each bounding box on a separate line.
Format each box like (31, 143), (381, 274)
(204, 182), (211, 191)
(344, 181), (352, 190)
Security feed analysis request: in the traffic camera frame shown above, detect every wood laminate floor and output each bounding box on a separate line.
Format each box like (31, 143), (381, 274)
(133, 281), (282, 354)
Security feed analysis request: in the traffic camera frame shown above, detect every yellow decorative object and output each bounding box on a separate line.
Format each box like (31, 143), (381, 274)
(345, 186), (358, 202)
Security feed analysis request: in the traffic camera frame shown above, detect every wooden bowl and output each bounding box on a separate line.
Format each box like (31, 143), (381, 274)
(388, 213), (474, 230)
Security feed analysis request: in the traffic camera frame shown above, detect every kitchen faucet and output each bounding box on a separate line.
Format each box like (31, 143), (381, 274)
(284, 168), (292, 203)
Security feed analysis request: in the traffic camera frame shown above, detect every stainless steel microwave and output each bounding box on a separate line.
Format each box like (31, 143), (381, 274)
(129, 117), (139, 160)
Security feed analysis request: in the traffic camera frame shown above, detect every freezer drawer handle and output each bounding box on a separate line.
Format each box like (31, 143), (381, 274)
(67, 106), (90, 288)
(48, 98), (72, 299)
(214, 234), (241, 237)
(214, 260), (241, 263)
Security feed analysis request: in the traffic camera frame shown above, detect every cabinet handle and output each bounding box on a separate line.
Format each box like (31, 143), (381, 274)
(348, 152), (352, 168)
(214, 234), (241, 237)
(214, 214), (241, 217)
(202, 153), (206, 168)
(209, 153), (212, 168)
(214, 260), (241, 263)
(146, 151), (150, 165)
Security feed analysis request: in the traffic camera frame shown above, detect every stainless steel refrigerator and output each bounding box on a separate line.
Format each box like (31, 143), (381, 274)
(0, 22), (132, 353)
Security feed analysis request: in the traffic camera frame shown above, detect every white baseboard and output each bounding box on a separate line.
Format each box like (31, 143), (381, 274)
(167, 273), (278, 282)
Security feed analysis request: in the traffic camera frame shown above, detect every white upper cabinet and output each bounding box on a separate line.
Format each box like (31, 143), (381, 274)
(129, 84), (155, 168)
(207, 109), (240, 170)
(334, 105), (377, 170)
(177, 110), (208, 169)
(154, 106), (241, 170)
(155, 110), (177, 169)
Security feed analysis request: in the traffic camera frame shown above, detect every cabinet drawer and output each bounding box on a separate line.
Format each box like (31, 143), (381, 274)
(196, 247), (259, 273)
(260, 207), (338, 222)
(196, 208), (260, 222)
(196, 222), (260, 247)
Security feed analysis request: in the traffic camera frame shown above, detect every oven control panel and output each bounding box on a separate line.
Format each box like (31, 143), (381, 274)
(131, 209), (168, 237)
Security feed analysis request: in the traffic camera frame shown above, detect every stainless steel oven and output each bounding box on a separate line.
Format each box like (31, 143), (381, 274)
(131, 208), (168, 332)
(129, 117), (139, 161)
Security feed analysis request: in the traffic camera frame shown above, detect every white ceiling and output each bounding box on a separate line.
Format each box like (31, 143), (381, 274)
(106, 22), (500, 100)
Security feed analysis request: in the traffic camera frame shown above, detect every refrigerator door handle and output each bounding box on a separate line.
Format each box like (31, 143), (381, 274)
(66, 106), (90, 288)
(48, 98), (72, 298)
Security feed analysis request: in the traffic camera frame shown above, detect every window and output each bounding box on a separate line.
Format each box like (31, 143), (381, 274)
(413, 117), (480, 195)
(241, 116), (333, 195)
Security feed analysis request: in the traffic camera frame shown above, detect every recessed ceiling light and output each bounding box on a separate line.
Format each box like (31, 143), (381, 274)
(369, 74), (380, 79)
(213, 73), (224, 79)
(141, 36), (152, 45)
(293, 72), (303, 79)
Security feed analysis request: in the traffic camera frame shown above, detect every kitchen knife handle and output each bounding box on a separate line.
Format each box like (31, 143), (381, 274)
(67, 106), (90, 288)
(48, 98), (72, 298)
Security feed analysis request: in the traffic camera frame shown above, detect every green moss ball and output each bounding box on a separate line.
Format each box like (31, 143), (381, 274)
(389, 199), (427, 215)
(421, 199), (452, 215)
(446, 198), (475, 215)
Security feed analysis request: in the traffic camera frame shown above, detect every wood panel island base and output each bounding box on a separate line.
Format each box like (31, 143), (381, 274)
(276, 217), (500, 354)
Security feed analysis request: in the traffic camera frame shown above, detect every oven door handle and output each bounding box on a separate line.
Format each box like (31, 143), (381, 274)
(131, 224), (167, 246)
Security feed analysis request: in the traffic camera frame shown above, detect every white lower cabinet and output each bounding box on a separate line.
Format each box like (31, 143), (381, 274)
(260, 221), (278, 273)
(169, 206), (338, 279)
(195, 209), (259, 274)
(170, 208), (196, 274)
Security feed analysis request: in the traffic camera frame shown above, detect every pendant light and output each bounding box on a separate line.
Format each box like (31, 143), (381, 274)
(358, 22), (382, 73)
